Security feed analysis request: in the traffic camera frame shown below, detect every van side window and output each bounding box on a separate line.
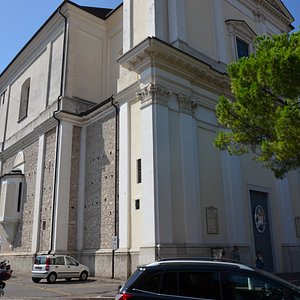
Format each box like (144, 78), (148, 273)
(54, 257), (65, 265)
(66, 256), (78, 266)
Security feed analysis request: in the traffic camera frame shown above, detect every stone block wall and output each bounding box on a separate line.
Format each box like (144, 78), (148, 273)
(39, 128), (56, 252)
(68, 126), (81, 251)
(84, 113), (116, 250)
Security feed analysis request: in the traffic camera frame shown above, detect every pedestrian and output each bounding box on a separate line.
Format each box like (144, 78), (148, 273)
(255, 251), (264, 269)
(230, 245), (240, 261)
(221, 250), (227, 260)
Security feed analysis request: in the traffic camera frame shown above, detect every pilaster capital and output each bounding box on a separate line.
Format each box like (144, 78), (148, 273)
(137, 83), (171, 108)
(178, 94), (197, 115)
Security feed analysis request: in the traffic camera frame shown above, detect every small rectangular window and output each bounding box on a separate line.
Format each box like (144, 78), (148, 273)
(17, 182), (22, 212)
(137, 159), (142, 183)
(236, 38), (249, 59)
(135, 199), (140, 210)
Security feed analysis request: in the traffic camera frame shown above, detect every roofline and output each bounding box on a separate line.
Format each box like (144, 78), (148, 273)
(105, 2), (123, 19)
(0, 0), (123, 78)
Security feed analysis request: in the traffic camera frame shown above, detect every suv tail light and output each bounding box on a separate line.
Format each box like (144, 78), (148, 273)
(115, 293), (133, 300)
(45, 257), (50, 271)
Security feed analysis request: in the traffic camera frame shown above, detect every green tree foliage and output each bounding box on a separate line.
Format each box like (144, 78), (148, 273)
(215, 31), (300, 178)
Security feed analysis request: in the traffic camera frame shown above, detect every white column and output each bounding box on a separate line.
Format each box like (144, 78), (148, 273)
(178, 105), (201, 244)
(274, 177), (296, 243)
(77, 126), (86, 251)
(168, 0), (187, 44)
(221, 152), (247, 244)
(32, 134), (46, 253)
(53, 121), (73, 252)
(118, 102), (131, 250)
(213, 0), (228, 64)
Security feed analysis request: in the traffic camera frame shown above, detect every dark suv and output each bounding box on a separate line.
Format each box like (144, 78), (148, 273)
(115, 258), (300, 299)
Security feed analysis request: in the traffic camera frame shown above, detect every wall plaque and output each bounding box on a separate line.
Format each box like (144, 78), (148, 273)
(295, 217), (300, 238)
(206, 206), (219, 234)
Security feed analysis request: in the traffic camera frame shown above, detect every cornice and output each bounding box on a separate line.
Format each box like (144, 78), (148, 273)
(243, 0), (293, 27)
(118, 37), (231, 95)
(0, 117), (57, 160)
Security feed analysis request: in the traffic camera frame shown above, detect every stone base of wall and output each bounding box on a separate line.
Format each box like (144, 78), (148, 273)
(4, 244), (300, 279)
(281, 245), (300, 272)
(0, 253), (34, 275)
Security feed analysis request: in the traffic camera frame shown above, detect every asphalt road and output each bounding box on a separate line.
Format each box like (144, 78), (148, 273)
(1, 274), (123, 299)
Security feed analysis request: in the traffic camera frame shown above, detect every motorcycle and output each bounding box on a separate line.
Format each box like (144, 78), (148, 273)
(0, 260), (12, 297)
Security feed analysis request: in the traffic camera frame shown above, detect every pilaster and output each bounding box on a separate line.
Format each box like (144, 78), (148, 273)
(168, 0), (187, 45)
(213, 0), (228, 64)
(221, 152), (247, 244)
(274, 177), (296, 244)
(32, 134), (46, 253)
(138, 83), (174, 248)
(53, 121), (73, 252)
(178, 95), (202, 244)
(118, 103), (130, 250)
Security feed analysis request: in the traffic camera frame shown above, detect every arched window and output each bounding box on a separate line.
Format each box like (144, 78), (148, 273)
(18, 78), (31, 122)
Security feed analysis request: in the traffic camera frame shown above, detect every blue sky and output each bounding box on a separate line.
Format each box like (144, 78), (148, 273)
(0, 0), (299, 74)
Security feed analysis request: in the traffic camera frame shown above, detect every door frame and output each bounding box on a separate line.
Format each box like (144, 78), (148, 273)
(246, 185), (276, 270)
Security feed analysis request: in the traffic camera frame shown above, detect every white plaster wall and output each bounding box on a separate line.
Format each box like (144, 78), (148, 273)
(287, 172), (300, 218)
(185, 0), (217, 59)
(48, 33), (64, 105)
(132, 0), (149, 46)
(197, 125), (228, 244)
(6, 49), (50, 140)
(66, 7), (122, 103)
(66, 11), (106, 102)
(106, 9), (123, 97)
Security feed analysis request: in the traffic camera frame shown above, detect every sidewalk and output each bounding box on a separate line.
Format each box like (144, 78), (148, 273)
(3, 275), (123, 300)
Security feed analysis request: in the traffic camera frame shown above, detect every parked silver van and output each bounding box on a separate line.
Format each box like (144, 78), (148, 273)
(32, 254), (89, 283)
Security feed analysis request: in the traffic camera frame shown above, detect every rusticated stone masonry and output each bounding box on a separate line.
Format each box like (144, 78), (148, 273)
(84, 112), (117, 250)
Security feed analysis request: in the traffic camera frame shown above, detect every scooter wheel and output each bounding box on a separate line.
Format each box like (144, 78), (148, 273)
(0, 282), (6, 289)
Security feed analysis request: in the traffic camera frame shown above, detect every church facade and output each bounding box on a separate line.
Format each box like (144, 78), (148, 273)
(0, 0), (299, 279)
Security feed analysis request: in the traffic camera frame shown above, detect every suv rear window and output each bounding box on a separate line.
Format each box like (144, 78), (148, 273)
(34, 256), (65, 265)
(35, 256), (47, 265)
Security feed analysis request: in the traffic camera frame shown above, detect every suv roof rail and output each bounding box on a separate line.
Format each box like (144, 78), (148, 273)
(157, 257), (240, 263)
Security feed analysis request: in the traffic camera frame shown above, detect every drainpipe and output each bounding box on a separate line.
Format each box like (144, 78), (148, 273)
(111, 98), (119, 279)
(49, 7), (68, 254)
(1, 86), (11, 153)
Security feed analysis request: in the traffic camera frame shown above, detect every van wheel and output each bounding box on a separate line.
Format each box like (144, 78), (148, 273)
(32, 277), (41, 283)
(79, 271), (88, 281)
(47, 273), (57, 283)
